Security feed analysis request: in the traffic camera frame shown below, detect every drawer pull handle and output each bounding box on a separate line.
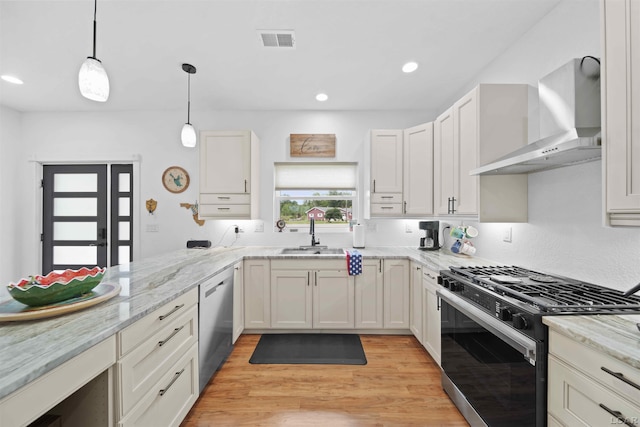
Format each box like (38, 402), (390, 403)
(159, 368), (185, 396)
(217, 196), (230, 200)
(158, 326), (184, 347)
(381, 206), (393, 209)
(218, 207), (231, 211)
(598, 403), (636, 427)
(159, 304), (184, 320)
(381, 196), (393, 199)
(601, 366), (640, 391)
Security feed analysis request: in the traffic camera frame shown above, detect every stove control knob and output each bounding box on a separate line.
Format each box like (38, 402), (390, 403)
(512, 314), (529, 330)
(450, 281), (462, 292)
(498, 307), (513, 321)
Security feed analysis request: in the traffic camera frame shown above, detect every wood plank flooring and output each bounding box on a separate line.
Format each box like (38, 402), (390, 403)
(181, 334), (468, 427)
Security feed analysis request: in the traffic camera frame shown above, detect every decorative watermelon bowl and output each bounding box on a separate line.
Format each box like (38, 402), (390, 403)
(7, 267), (106, 307)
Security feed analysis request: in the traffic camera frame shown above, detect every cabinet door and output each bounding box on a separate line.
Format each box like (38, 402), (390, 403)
(354, 259), (384, 329)
(200, 131), (251, 194)
(270, 270), (312, 329)
(371, 130), (403, 194)
(434, 108), (455, 215)
(232, 262), (244, 343)
(383, 259), (410, 329)
(404, 123), (434, 216)
(409, 263), (423, 343)
(452, 89), (479, 216)
(313, 270), (354, 329)
(604, 0), (640, 223)
(243, 260), (270, 328)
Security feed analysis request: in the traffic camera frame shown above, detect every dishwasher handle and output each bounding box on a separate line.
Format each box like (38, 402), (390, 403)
(204, 279), (229, 298)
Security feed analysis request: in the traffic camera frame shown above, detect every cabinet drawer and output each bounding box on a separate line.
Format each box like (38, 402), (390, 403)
(200, 193), (250, 204)
(371, 193), (402, 203)
(118, 289), (197, 357)
(119, 343), (199, 427)
(371, 203), (402, 215)
(117, 305), (198, 417)
(549, 330), (640, 403)
(199, 204), (251, 218)
(548, 355), (640, 427)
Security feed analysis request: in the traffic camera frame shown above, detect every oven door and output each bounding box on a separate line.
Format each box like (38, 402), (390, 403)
(438, 288), (542, 427)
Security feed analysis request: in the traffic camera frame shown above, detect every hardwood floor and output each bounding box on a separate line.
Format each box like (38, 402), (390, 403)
(181, 334), (468, 427)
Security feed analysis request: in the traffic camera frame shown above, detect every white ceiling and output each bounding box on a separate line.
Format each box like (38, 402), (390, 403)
(0, 0), (562, 113)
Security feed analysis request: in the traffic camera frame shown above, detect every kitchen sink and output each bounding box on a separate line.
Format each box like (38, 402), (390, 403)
(280, 247), (345, 255)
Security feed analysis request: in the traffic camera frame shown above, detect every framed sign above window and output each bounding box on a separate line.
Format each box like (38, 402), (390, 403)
(290, 134), (336, 158)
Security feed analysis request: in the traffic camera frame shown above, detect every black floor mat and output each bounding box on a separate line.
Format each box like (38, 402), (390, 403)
(249, 333), (367, 365)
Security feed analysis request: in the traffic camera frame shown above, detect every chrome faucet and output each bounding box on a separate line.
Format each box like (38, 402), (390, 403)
(309, 218), (320, 247)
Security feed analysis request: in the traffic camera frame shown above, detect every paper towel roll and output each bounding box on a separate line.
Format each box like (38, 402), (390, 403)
(353, 224), (365, 248)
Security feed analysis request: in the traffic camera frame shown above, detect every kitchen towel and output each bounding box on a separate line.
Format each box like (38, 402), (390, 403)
(346, 250), (362, 276)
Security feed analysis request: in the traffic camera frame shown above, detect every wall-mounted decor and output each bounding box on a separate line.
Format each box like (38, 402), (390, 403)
(290, 134), (336, 158)
(181, 201), (205, 226)
(146, 198), (157, 215)
(162, 166), (190, 193)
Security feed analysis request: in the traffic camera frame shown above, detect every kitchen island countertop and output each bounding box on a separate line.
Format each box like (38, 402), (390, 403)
(0, 245), (490, 400)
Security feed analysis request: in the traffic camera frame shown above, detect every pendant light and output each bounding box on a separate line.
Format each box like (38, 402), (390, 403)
(78, 0), (109, 102)
(181, 63), (197, 148)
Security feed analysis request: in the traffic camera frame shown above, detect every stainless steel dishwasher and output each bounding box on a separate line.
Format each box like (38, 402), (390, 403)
(198, 265), (234, 393)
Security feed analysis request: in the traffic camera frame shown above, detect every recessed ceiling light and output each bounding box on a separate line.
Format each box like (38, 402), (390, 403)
(1, 75), (24, 85)
(402, 62), (419, 73)
(316, 93), (328, 102)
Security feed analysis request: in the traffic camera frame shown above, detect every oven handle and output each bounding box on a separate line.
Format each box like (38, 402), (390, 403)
(437, 288), (537, 362)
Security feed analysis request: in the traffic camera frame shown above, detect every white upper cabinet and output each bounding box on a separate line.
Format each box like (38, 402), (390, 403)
(371, 129), (404, 195)
(603, 0), (640, 225)
(368, 125), (433, 218)
(199, 130), (259, 219)
(404, 123), (434, 216)
(434, 84), (529, 222)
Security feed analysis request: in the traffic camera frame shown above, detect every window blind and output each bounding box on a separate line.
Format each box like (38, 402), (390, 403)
(274, 162), (357, 190)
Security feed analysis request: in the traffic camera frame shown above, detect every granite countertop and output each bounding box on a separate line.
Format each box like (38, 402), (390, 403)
(0, 245), (490, 400)
(543, 314), (640, 369)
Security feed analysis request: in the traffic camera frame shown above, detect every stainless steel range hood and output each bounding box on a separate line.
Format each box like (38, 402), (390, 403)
(471, 58), (601, 176)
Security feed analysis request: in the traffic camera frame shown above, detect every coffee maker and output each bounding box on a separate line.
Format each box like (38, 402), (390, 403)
(418, 221), (440, 251)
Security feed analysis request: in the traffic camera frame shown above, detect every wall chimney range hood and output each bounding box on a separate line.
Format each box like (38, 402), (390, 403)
(471, 57), (601, 176)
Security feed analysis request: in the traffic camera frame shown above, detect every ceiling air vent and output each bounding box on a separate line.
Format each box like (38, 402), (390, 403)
(258, 30), (296, 49)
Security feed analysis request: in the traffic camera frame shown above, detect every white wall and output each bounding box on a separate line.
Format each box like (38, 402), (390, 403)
(0, 106), (22, 300)
(15, 109), (429, 279)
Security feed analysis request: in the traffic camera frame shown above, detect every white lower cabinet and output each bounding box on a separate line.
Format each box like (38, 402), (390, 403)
(547, 329), (640, 426)
(116, 288), (199, 426)
(270, 260), (354, 329)
(383, 259), (410, 329)
(409, 262), (423, 343)
(422, 267), (441, 366)
(354, 258), (384, 329)
(243, 259), (271, 328)
(119, 344), (199, 427)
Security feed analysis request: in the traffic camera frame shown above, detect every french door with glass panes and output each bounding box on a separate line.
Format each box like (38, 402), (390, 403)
(42, 164), (133, 273)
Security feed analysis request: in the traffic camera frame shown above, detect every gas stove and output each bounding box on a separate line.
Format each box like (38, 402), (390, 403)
(438, 265), (640, 341)
(444, 265), (640, 313)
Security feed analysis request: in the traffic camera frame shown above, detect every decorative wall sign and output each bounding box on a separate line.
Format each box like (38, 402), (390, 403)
(290, 134), (336, 157)
(162, 166), (190, 193)
(180, 201), (205, 226)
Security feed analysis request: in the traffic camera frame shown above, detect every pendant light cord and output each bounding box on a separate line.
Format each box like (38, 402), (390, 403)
(92, 0), (98, 59)
(187, 73), (191, 124)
